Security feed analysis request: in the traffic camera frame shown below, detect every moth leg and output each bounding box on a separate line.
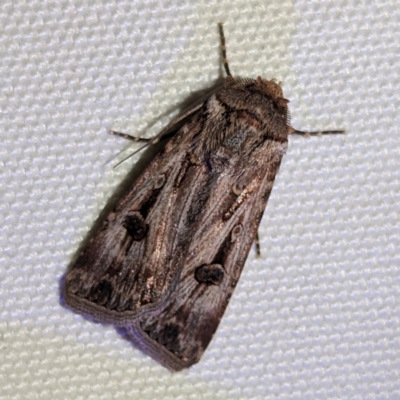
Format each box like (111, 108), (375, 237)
(255, 232), (261, 258)
(110, 130), (152, 143)
(291, 129), (345, 136)
(111, 130), (156, 167)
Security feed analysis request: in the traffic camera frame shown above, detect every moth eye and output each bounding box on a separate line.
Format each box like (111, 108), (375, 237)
(123, 212), (148, 240)
(231, 224), (243, 242)
(153, 174), (166, 189)
(195, 264), (224, 285)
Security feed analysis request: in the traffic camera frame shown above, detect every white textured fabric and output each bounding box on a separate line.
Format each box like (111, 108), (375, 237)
(1, 0), (399, 399)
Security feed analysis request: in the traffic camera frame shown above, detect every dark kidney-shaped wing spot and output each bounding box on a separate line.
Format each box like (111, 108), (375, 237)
(158, 323), (181, 350)
(145, 323), (181, 354)
(123, 212), (148, 240)
(195, 264), (225, 285)
(86, 279), (112, 305)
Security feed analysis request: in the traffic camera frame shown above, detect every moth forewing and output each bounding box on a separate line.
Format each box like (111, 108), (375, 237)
(64, 100), (210, 326)
(127, 139), (288, 370)
(64, 23), (343, 370)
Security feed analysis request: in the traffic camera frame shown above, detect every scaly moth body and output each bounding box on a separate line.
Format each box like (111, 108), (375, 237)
(64, 24), (343, 370)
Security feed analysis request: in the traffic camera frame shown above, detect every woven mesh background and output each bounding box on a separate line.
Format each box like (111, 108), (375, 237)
(1, 0), (399, 399)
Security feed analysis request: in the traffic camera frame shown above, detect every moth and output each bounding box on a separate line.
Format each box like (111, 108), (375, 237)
(64, 23), (344, 370)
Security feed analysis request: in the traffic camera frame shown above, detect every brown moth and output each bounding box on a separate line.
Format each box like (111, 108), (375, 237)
(64, 23), (344, 370)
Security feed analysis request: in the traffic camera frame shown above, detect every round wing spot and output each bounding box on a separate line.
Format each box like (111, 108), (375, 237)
(154, 174), (166, 189)
(195, 264), (224, 285)
(123, 212), (148, 240)
(231, 183), (246, 196)
(231, 224), (243, 242)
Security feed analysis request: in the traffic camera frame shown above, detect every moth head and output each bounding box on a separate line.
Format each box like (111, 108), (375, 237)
(256, 76), (284, 99)
(256, 76), (290, 124)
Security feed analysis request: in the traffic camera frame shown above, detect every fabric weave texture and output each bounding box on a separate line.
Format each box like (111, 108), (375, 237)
(1, 1), (399, 399)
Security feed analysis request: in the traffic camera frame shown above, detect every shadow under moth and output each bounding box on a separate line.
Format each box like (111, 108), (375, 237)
(64, 23), (344, 371)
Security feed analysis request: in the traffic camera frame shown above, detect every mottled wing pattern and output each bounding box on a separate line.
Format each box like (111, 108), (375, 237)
(64, 104), (210, 324)
(129, 135), (287, 370)
(124, 79), (289, 369)
(65, 78), (290, 370)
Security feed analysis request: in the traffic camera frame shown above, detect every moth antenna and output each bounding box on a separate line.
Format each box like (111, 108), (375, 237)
(218, 22), (232, 77)
(291, 129), (345, 137)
